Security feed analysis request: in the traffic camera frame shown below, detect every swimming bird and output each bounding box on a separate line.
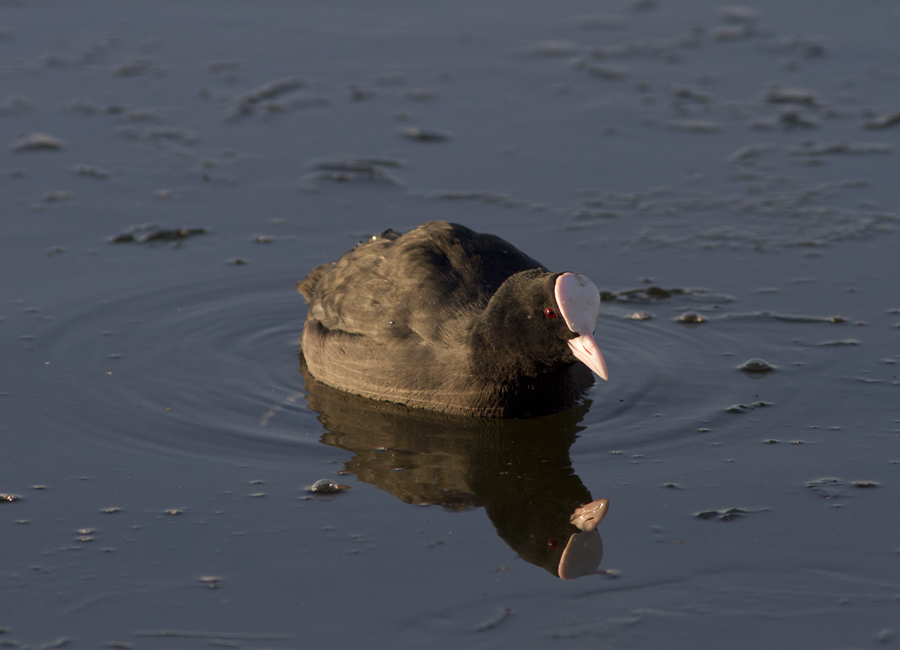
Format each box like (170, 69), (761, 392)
(297, 221), (607, 417)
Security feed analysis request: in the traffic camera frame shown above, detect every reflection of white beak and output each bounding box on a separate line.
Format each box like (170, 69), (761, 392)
(570, 498), (609, 532)
(558, 499), (609, 579)
(568, 333), (608, 381)
(558, 530), (603, 580)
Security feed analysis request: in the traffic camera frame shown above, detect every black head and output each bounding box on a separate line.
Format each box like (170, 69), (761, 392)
(472, 269), (607, 379)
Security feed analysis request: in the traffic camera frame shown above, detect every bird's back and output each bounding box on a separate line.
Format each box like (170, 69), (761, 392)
(299, 221), (544, 345)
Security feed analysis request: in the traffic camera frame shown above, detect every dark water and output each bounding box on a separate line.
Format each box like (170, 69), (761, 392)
(2, 1), (899, 647)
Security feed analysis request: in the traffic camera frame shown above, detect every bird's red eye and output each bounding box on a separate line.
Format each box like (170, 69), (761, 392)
(547, 538), (560, 549)
(544, 307), (557, 319)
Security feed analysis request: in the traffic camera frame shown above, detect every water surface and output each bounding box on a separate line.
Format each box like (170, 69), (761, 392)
(2, 1), (899, 648)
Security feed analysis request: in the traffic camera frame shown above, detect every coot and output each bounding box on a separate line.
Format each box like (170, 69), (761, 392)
(297, 221), (607, 417)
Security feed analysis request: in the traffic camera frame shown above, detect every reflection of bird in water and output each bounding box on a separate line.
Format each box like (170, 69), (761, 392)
(300, 358), (610, 579)
(296, 221), (608, 417)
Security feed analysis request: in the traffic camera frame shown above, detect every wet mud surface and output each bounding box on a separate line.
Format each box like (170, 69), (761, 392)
(2, 1), (899, 648)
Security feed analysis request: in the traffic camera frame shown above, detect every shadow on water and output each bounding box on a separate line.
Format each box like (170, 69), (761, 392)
(300, 355), (609, 580)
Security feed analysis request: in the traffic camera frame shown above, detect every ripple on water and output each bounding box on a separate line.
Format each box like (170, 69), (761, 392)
(575, 301), (751, 453)
(34, 274), (837, 464)
(38, 273), (324, 460)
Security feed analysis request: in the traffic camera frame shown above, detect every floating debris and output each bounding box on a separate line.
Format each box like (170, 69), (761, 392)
(10, 132), (64, 152)
(306, 479), (350, 494)
(136, 630), (289, 641)
(805, 477), (878, 497)
(228, 77), (304, 118)
(108, 224), (208, 244)
(43, 191), (71, 202)
(728, 143), (773, 163)
(74, 164), (111, 179)
(722, 311), (851, 324)
(695, 507), (753, 521)
(628, 311), (652, 321)
(113, 57), (156, 77)
(789, 141), (893, 156)
(61, 99), (109, 115)
(864, 110), (900, 130)
(762, 35), (826, 58)
(586, 64), (630, 80)
(198, 575), (223, 589)
(602, 286), (672, 302)
(311, 157), (404, 172)
(421, 190), (521, 206)
(806, 477), (848, 499)
(601, 285), (733, 307)
(145, 127), (199, 146)
(305, 157), (405, 185)
(778, 109), (817, 129)
(15, 637), (72, 650)
(1, 493), (21, 503)
(677, 312), (705, 324)
(399, 127), (451, 142)
(671, 84), (711, 103)
(642, 285), (673, 299)
(348, 83), (376, 101)
(738, 358), (775, 373)
(727, 401), (771, 414)
(765, 86), (819, 106)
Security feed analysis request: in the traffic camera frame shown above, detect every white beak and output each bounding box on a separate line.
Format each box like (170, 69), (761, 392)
(555, 272), (608, 381)
(568, 333), (608, 381)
